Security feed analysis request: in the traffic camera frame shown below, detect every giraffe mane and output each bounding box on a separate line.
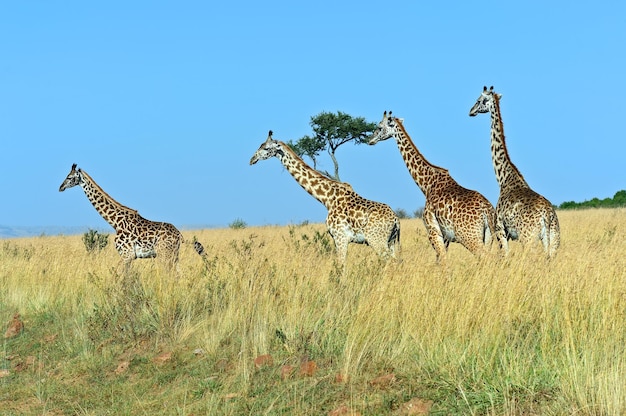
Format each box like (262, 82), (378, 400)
(392, 115), (450, 175)
(490, 91), (525, 182)
(80, 170), (139, 214)
(278, 139), (342, 183)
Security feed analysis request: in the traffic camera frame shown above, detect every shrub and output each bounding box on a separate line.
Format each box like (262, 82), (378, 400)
(413, 207), (424, 219)
(82, 229), (109, 253)
(395, 208), (410, 219)
(229, 218), (247, 229)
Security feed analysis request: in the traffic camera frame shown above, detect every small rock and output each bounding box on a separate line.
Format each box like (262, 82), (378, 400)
(299, 360), (317, 377)
(396, 398), (434, 415)
(153, 352), (172, 364)
(329, 404), (361, 416)
(369, 373), (396, 387)
(114, 361), (130, 375)
(4, 314), (24, 339)
(334, 372), (349, 383)
(254, 354), (273, 369)
(215, 358), (230, 372)
(280, 365), (295, 380)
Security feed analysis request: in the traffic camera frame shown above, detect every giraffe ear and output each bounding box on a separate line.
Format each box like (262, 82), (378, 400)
(496, 94), (502, 100)
(398, 118), (404, 123)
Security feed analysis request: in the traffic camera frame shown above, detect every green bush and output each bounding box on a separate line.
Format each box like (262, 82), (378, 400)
(559, 190), (626, 209)
(82, 229), (109, 253)
(229, 218), (247, 229)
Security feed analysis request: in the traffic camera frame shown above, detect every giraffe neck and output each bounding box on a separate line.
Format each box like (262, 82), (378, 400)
(393, 119), (452, 196)
(489, 96), (528, 189)
(79, 170), (139, 231)
(275, 141), (341, 208)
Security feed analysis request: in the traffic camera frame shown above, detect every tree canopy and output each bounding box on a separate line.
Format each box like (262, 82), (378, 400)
(287, 111), (377, 181)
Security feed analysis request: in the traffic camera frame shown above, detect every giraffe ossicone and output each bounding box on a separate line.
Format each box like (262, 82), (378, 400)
(469, 86), (560, 258)
(59, 163), (207, 269)
(369, 111), (498, 263)
(250, 130), (401, 264)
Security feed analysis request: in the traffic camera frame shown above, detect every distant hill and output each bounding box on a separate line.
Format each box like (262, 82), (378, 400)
(0, 225), (102, 239)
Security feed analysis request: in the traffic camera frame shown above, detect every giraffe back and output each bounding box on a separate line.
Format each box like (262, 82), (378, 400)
(326, 183), (401, 259)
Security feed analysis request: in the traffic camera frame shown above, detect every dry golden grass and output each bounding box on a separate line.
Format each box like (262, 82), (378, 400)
(1, 208), (625, 415)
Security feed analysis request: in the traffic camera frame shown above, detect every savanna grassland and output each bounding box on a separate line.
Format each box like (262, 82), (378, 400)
(1, 208), (625, 415)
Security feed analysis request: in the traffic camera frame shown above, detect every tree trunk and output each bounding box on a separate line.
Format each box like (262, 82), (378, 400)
(329, 149), (340, 181)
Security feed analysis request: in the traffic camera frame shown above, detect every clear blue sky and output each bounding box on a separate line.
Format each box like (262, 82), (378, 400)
(1, 1), (624, 230)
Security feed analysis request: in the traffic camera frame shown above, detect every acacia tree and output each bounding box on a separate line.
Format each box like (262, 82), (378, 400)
(287, 134), (326, 171)
(287, 111), (377, 181)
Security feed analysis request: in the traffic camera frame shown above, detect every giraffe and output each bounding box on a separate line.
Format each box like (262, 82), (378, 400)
(59, 164), (207, 269)
(369, 111), (498, 263)
(250, 130), (401, 264)
(469, 86), (560, 258)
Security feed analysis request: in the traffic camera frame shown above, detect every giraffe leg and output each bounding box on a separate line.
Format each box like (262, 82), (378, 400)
(334, 238), (349, 264)
(369, 238), (391, 260)
(116, 256), (133, 276)
(459, 234), (481, 256)
(483, 209), (496, 247)
(423, 208), (447, 263)
(548, 214), (560, 259)
(161, 252), (179, 273)
(541, 211), (560, 259)
(456, 214), (491, 257)
(539, 218), (551, 256)
(482, 223), (494, 247)
(327, 220), (350, 265)
(495, 217), (509, 255)
(485, 210), (506, 255)
(114, 236), (135, 275)
(389, 236), (401, 261)
(384, 219), (401, 261)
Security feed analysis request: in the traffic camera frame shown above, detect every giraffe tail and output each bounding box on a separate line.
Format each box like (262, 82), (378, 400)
(193, 240), (206, 257)
(483, 210), (495, 246)
(387, 218), (400, 257)
(388, 218), (401, 248)
(186, 236), (208, 259)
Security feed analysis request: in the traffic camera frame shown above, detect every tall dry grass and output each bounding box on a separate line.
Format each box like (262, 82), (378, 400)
(1, 208), (625, 414)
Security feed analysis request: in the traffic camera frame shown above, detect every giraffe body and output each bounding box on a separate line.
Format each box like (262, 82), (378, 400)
(369, 111), (497, 262)
(469, 86), (560, 257)
(59, 164), (205, 269)
(250, 131), (400, 263)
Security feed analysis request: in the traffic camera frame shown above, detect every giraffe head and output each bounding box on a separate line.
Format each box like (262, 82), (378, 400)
(469, 86), (501, 117)
(368, 111), (403, 145)
(59, 163), (84, 192)
(249, 130), (285, 165)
